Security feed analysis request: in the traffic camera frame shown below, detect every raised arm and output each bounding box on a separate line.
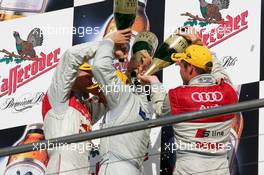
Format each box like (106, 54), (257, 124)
(151, 83), (171, 117)
(92, 39), (128, 110)
(91, 29), (132, 109)
(48, 42), (98, 111)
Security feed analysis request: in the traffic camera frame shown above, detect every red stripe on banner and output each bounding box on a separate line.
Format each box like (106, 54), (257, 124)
(17, 63), (58, 88)
(0, 91), (8, 97)
(0, 64), (58, 98)
(208, 25), (248, 48)
(17, 64), (58, 87)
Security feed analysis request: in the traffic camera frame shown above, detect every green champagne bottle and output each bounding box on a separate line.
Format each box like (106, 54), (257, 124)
(144, 30), (192, 75)
(114, 0), (138, 30)
(133, 41), (152, 55)
(132, 32), (158, 63)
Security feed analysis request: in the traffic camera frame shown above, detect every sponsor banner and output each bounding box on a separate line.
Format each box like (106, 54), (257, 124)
(164, 0), (261, 87)
(259, 81), (264, 175)
(0, 0), (74, 22)
(0, 8), (73, 129)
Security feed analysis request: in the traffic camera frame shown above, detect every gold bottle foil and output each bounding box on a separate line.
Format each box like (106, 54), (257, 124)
(114, 0), (138, 14)
(133, 31), (158, 55)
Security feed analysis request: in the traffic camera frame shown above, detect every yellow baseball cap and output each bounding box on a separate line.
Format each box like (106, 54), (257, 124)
(171, 44), (212, 70)
(79, 63), (100, 90)
(79, 63), (92, 71)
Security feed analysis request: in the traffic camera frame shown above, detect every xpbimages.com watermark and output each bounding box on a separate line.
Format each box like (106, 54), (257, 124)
(33, 140), (100, 154)
(99, 84), (167, 96)
(24, 25), (101, 38)
(164, 140), (233, 153)
(169, 26), (233, 37)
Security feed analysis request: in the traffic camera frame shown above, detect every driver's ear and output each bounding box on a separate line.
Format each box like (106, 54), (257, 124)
(189, 65), (195, 75)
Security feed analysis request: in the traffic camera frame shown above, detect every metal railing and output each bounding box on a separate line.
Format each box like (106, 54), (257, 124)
(0, 98), (264, 157)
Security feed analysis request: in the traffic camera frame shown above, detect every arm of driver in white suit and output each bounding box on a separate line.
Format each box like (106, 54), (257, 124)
(150, 83), (171, 117)
(92, 39), (128, 110)
(47, 42), (98, 114)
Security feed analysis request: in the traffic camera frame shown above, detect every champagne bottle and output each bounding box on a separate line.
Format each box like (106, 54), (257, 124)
(113, 0), (138, 30)
(132, 41), (152, 54)
(144, 29), (192, 76)
(104, 0), (149, 34)
(104, 0), (149, 72)
(4, 124), (49, 175)
(132, 31), (158, 62)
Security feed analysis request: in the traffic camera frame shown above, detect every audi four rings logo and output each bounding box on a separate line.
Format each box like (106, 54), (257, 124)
(191, 91), (223, 102)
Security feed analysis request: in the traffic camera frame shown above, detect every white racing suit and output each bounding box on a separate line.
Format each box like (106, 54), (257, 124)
(151, 56), (238, 175)
(42, 42), (106, 175)
(92, 39), (153, 175)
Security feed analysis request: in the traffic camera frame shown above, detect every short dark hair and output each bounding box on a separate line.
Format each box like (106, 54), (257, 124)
(181, 60), (212, 74)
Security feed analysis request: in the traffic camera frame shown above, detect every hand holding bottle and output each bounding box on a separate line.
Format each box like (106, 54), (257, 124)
(137, 73), (160, 84)
(104, 28), (132, 45)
